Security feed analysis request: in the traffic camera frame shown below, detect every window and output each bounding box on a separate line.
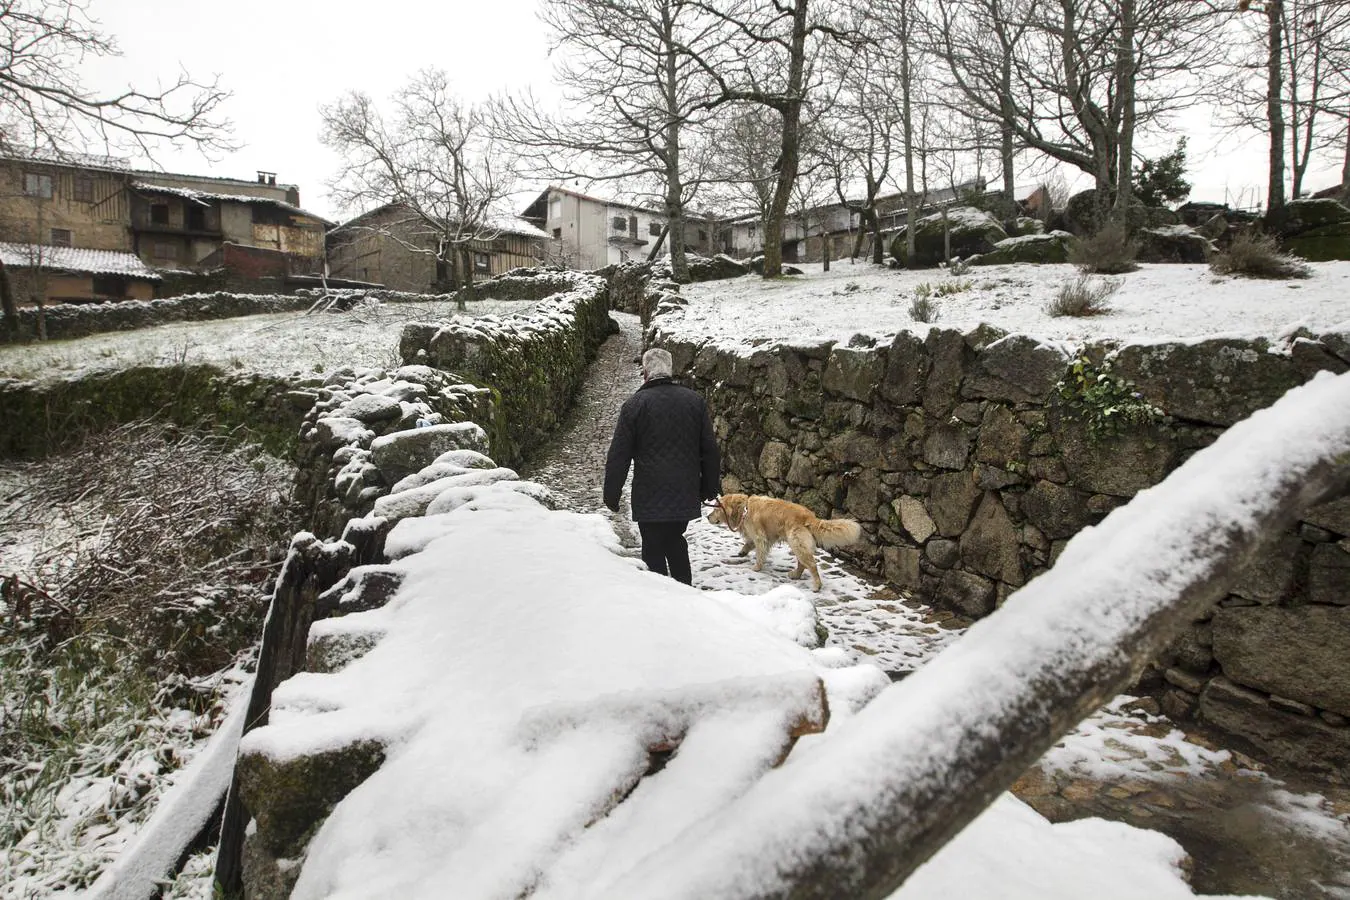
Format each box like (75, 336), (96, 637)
(74, 177), (94, 203)
(150, 204), (170, 225)
(92, 275), (127, 297)
(628, 215), (637, 236)
(611, 216), (626, 231)
(552, 227), (562, 239)
(649, 222), (662, 236)
(474, 252), (491, 274)
(185, 205), (206, 230)
(550, 198), (562, 219)
(152, 240), (177, 261)
(698, 229), (708, 242)
(49, 228), (72, 247)
(23, 173), (53, 199)
(748, 222), (756, 236)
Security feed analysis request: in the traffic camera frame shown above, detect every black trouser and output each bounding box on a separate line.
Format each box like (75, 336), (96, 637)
(638, 520), (692, 585)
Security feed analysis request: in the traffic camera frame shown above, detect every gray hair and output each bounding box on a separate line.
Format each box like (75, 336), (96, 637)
(642, 348), (674, 379)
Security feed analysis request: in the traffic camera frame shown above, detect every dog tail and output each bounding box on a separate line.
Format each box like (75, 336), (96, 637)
(809, 517), (862, 548)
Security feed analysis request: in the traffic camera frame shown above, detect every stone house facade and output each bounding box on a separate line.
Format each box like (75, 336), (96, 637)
(325, 204), (550, 292)
(0, 155), (328, 304)
(520, 186), (718, 271)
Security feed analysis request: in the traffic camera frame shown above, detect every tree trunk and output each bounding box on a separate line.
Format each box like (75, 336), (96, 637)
(1266, 0), (1288, 228)
(821, 227), (830, 272)
(869, 209), (883, 265)
(0, 262), (18, 339)
(900, 0), (918, 268)
(1341, 110), (1350, 204)
(759, 0), (810, 279)
(1113, 0), (1137, 221)
(662, 9), (691, 285)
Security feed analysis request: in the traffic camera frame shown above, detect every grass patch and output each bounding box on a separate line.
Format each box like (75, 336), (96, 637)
(1210, 230), (1312, 279)
(1047, 275), (1121, 317)
(0, 419), (294, 892)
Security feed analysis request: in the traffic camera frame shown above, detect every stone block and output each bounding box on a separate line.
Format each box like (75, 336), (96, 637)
(1112, 339), (1303, 427)
(1057, 419), (1178, 498)
(1230, 531), (1302, 604)
(874, 330), (928, 404)
(1211, 605), (1350, 716)
(959, 493), (1024, 586)
(922, 423), (973, 469)
(237, 738), (387, 858)
(1304, 496), (1350, 538)
(1020, 479), (1092, 540)
(928, 470), (981, 536)
(369, 422), (490, 482)
(1309, 541), (1350, 606)
(758, 441), (793, 480)
(823, 346), (885, 402)
(922, 328), (967, 415)
(926, 538), (960, 569)
(937, 568), (996, 617)
(883, 546), (923, 590)
(962, 334), (1070, 404)
(975, 404), (1030, 466)
(895, 495), (937, 543)
(1199, 677), (1350, 776)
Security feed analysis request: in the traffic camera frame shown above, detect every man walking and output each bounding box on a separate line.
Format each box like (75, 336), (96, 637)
(604, 347), (721, 585)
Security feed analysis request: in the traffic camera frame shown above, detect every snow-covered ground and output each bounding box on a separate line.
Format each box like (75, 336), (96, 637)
(252, 489), (1273, 900)
(3, 261), (1348, 896)
(0, 297), (537, 382)
(667, 260), (1350, 347)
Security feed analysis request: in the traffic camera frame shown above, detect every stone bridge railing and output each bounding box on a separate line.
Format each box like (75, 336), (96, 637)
(655, 316), (1350, 773)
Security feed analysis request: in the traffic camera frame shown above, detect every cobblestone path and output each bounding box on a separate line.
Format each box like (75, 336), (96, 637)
(519, 313), (1350, 900)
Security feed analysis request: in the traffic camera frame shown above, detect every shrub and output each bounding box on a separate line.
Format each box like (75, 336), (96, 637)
(1069, 222), (1139, 274)
(910, 291), (939, 323)
(1046, 275), (1120, 317)
(1056, 356), (1168, 440)
(1210, 230), (1312, 279)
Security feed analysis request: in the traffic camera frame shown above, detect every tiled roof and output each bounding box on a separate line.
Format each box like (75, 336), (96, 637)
(0, 243), (162, 279)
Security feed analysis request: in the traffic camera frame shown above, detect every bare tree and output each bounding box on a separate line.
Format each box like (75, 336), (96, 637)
(0, 0), (232, 158)
(1225, 0), (1350, 218)
(493, 0), (721, 283)
(321, 70), (514, 291)
(818, 9), (904, 265)
(933, 0), (1223, 227)
(685, 0), (859, 277)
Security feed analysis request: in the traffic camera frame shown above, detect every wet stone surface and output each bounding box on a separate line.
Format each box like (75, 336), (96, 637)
(520, 311), (1350, 900)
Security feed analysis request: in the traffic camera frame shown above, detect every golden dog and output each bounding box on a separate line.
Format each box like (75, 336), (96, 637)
(707, 493), (862, 592)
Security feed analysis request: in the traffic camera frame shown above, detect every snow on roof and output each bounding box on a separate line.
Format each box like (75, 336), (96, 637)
(333, 203), (549, 241)
(0, 243), (161, 279)
(130, 182), (333, 226)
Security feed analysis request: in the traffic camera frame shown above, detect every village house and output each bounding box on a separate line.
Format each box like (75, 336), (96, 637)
(325, 203), (550, 292)
(722, 178), (997, 264)
(0, 154), (330, 305)
(520, 185), (718, 271)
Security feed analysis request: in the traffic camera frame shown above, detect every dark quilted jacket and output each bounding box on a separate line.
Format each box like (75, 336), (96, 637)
(604, 377), (721, 522)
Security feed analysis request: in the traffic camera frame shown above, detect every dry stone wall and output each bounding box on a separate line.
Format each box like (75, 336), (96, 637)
(398, 270), (612, 467)
(655, 316), (1350, 773)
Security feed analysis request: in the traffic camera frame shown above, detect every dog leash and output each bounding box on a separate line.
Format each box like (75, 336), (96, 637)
(709, 497), (747, 533)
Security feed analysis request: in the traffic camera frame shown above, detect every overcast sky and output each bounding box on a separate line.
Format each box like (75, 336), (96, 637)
(80, 0), (1338, 224)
